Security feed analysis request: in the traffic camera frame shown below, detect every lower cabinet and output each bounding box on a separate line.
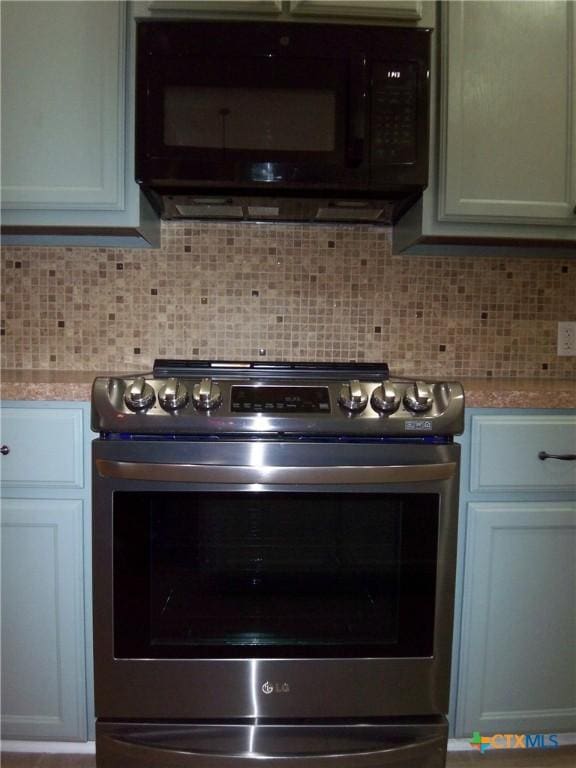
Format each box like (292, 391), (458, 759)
(2, 402), (575, 742)
(0, 402), (92, 742)
(1, 499), (87, 740)
(453, 410), (576, 737)
(456, 500), (576, 736)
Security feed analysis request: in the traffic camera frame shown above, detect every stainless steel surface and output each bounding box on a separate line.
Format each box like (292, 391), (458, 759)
(371, 382), (400, 414)
(92, 372), (464, 437)
(95, 458), (457, 484)
(158, 378), (189, 411)
(92, 438), (459, 721)
(337, 379), (369, 413)
(403, 381), (433, 413)
(92, 360), (462, 768)
(192, 377), (222, 410)
(96, 720), (448, 767)
(124, 376), (155, 412)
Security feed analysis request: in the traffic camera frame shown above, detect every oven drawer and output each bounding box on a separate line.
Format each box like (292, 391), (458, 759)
(1, 406), (85, 489)
(96, 720), (448, 768)
(470, 414), (576, 493)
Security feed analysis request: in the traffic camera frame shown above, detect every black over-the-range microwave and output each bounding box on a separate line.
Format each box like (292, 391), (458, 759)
(136, 20), (431, 224)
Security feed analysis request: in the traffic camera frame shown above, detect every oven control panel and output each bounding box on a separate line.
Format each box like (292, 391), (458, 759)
(92, 373), (464, 437)
(231, 386), (331, 414)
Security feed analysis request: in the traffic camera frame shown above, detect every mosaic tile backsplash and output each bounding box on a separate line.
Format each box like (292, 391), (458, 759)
(1, 222), (575, 379)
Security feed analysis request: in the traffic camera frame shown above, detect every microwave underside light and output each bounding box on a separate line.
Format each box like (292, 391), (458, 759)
(161, 194), (401, 224)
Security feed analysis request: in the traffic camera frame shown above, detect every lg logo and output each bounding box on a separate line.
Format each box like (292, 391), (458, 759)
(262, 681), (290, 694)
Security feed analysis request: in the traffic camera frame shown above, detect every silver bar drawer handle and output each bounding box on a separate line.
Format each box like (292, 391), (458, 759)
(538, 451), (576, 461)
(1, 445), (10, 455)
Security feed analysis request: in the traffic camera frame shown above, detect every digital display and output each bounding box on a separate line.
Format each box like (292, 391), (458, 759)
(231, 386), (330, 414)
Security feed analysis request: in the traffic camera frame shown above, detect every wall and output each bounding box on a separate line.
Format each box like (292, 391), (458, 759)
(1, 222), (575, 379)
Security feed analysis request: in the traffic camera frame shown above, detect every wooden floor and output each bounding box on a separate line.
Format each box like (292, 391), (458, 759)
(1, 747), (575, 767)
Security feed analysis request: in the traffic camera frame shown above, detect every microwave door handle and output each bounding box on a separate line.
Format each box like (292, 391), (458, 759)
(346, 55), (368, 168)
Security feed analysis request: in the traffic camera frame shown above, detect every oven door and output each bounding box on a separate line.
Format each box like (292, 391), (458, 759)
(93, 439), (459, 723)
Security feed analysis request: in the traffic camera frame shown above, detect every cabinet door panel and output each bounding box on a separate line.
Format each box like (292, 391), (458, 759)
(0, 407), (84, 489)
(456, 502), (576, 736)
(0, 0), (125, 210)
(289, 0), (423, 18)
(149, 0), (282, 12)
(0, 499), (86, 740)
(439, 0), (576, 224)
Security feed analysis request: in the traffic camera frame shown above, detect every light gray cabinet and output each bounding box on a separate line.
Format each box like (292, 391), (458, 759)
(439, 0), (575, 226)
(394, 0), (576, 255)
(457, 501), (576, 735)
(147, 0), (431, 23)
(0, 0), (158, 247)
(148, 0), (283, 13)
(1, 498), (87, 741)
(0, 402), (93, 742)
(453, 410), (576, 736)
(288, 0), (424, 20)
(1, 1), (125, 212)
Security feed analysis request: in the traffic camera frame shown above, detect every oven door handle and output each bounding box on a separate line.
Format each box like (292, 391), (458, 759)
(95, 459), (456, 484)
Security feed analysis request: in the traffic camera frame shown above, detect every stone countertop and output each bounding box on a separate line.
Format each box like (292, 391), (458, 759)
(0, 370), (574, 409)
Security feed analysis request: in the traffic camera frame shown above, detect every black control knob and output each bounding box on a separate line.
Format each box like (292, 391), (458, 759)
(192, 377), (222, 411)
(124, 376), (156, 412)
(371, 382), (400, 414)
(158, 378), (189, 412)
(338, 380), (368, 413)
(404, 381), (433, 413)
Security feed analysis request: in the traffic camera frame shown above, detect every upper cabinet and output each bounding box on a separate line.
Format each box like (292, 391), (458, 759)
(1, 1), (124, 211)
(0, 0), (158, 247)
(148, 0), (283, 13)
(288, 1), (423, 19)
(440, 0), (575, 225)
(147, 0), (431, 23)
(394, 0), (576, 255)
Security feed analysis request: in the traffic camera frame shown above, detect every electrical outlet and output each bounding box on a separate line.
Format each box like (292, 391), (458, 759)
(557, 321), (576, 356)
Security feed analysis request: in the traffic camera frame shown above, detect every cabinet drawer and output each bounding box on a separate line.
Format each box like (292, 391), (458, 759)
(0, 407), (84, 489)
(470, 415), (576, 493)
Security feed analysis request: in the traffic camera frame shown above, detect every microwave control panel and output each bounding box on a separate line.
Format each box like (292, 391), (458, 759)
(371, 63), (419, 165)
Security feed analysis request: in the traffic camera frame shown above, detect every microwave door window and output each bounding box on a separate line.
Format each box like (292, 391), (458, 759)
(164, 86), (336, 153)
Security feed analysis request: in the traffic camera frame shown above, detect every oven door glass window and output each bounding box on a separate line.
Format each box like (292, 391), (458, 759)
(113, 491), (438, 660)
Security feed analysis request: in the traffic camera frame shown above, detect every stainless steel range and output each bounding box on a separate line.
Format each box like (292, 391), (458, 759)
(91, 360), (464, 768)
